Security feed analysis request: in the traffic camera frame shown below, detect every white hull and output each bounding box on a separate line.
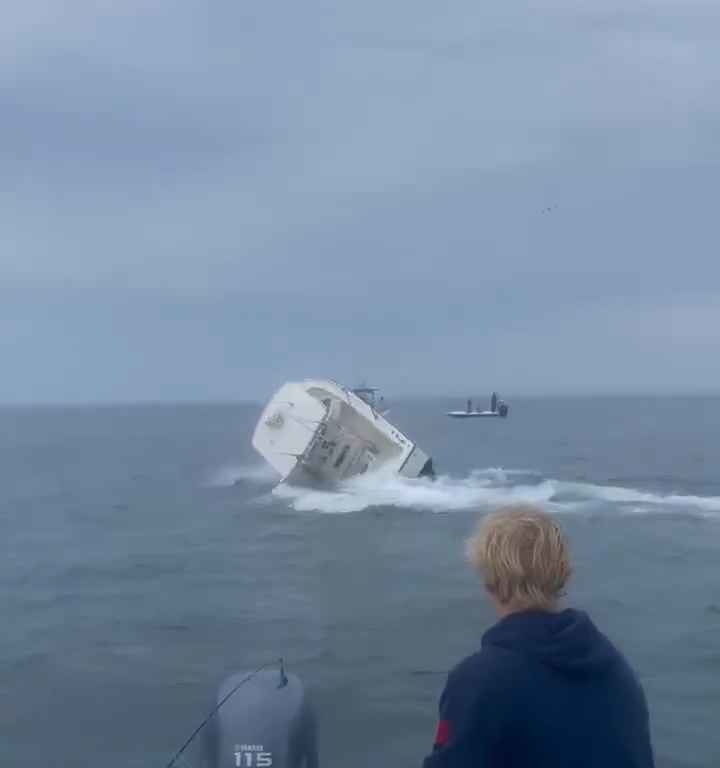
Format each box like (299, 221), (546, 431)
(253, 380), (433, 486)
(447, 410), (504, 418)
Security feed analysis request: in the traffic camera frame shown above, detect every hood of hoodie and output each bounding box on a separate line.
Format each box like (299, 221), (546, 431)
(482, 608), (619, 676)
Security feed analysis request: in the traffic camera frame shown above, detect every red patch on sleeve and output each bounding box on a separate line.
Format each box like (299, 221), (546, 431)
(434, 719), (451, 747)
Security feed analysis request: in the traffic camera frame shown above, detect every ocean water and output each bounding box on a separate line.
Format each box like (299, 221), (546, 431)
(2, 397), (720, 767)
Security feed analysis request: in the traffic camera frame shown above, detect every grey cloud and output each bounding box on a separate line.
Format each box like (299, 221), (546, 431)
(1, 0), (718, 401)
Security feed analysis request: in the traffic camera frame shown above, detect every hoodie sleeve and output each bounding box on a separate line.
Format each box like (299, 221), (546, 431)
(421, 656), (509, 768)
(422, 676), (469, 767)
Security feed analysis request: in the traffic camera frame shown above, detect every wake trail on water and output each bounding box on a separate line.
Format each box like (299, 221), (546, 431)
(269, 467), (720, 517)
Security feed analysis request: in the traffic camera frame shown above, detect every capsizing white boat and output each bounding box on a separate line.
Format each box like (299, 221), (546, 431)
(252, 379), (434, 486)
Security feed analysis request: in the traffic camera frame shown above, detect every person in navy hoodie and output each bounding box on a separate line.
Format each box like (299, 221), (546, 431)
(423, 504), (654, 768)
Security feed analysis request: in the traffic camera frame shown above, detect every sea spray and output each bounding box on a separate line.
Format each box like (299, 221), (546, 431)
(268, 467), (720, 517)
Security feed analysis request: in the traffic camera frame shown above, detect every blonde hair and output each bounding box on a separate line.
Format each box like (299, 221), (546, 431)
(466, 504), (572, 610)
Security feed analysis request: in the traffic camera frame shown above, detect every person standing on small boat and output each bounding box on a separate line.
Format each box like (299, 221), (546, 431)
(422, 505), (655, 768)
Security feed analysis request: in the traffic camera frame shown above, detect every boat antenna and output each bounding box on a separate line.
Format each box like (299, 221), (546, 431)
(163, 658), (285, 768)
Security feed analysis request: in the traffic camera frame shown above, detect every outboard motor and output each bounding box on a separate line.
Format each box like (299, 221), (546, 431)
(204, 667), (318, 768)
(418, 457), (435, 479)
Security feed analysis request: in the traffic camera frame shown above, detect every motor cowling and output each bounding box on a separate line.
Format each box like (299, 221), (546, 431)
(205, 670), (318, 768)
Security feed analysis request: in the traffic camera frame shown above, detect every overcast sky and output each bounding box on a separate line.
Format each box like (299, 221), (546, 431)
(1, 0), (719, 403)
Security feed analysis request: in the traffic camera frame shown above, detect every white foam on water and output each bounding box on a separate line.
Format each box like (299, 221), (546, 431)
(273, 471), (561, 515)
(270, 467), (720, 517)
(476, 467), (544, 479)
(206, 462), (280, 487)
(554, 480), (720, 514)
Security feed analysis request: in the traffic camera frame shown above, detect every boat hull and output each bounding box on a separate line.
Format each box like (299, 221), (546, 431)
(253, 380), (433, 485)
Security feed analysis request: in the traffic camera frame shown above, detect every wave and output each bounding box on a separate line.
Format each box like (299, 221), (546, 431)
(552, 480), (720, 514)
(270, 467), (720, 517)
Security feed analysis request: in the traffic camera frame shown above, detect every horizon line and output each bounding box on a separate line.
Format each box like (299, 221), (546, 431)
(2, 389), (720, 409)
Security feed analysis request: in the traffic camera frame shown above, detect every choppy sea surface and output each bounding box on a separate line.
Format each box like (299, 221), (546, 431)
(2, 397), (720, 767)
